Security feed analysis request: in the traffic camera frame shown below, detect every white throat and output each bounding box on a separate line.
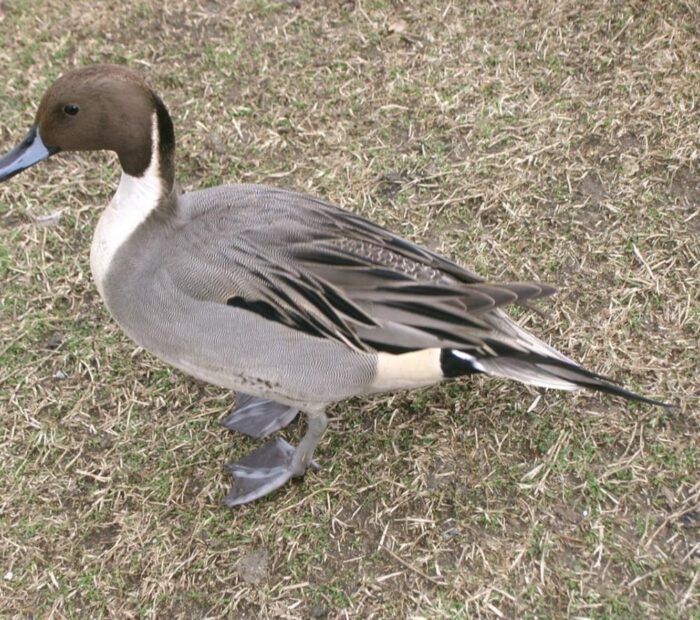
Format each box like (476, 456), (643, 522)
(90, 114), (162, 297)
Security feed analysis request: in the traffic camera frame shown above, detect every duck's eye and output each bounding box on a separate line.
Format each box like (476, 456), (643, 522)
(63, 104), (80, 116)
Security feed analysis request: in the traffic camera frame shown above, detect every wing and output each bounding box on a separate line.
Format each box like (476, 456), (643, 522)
(168, 185), (555, 354)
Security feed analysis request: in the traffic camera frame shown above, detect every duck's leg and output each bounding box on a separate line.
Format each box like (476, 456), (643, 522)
(287, 409), (328, 476)
(223, 408), (328, 507)
(221, 392), (299, 438)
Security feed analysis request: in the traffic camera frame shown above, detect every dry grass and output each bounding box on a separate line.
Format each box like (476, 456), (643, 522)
(0, 0), (698, 618)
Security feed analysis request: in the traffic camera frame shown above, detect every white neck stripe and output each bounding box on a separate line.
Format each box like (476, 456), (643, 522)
(90, 113), (163, 297)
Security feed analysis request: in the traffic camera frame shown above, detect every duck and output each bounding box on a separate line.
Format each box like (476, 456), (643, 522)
(0, 65), (668, 506)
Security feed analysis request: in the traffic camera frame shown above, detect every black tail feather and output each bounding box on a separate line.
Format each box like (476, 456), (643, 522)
(442, 348), (671, 408)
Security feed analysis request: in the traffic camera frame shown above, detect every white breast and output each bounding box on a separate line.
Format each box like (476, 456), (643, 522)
(90, 116), (162, 297)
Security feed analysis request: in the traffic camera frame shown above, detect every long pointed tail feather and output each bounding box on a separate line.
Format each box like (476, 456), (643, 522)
(441, 348), (670, 408)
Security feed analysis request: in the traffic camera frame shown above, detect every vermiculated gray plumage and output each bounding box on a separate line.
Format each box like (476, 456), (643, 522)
(100, 183), (662, 407)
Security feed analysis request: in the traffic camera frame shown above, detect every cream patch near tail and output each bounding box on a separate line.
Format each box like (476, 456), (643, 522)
(372, 348), (443, 391)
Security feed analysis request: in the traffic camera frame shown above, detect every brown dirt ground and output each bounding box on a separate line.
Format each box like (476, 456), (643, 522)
(0, 1), (697, 618)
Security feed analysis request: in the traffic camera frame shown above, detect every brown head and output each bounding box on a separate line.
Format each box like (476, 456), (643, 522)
(0, 64), (175, 184)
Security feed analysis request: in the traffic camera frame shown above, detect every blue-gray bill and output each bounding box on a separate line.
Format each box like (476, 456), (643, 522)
(0, 126), (59, 182)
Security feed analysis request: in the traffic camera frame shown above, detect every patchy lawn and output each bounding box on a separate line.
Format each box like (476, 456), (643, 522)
(0, 1), (697, 617)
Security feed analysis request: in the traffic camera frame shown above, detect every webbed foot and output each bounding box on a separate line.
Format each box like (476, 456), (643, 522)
(223, 437), (319, 506)
(221, 393), (299, 439)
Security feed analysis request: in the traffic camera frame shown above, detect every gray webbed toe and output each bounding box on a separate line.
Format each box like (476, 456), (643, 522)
(224, 437), (319, 506)
(221, 393), (299, 438)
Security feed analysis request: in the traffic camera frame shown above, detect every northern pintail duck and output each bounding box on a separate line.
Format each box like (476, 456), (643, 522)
(0, 65), (667, 506)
